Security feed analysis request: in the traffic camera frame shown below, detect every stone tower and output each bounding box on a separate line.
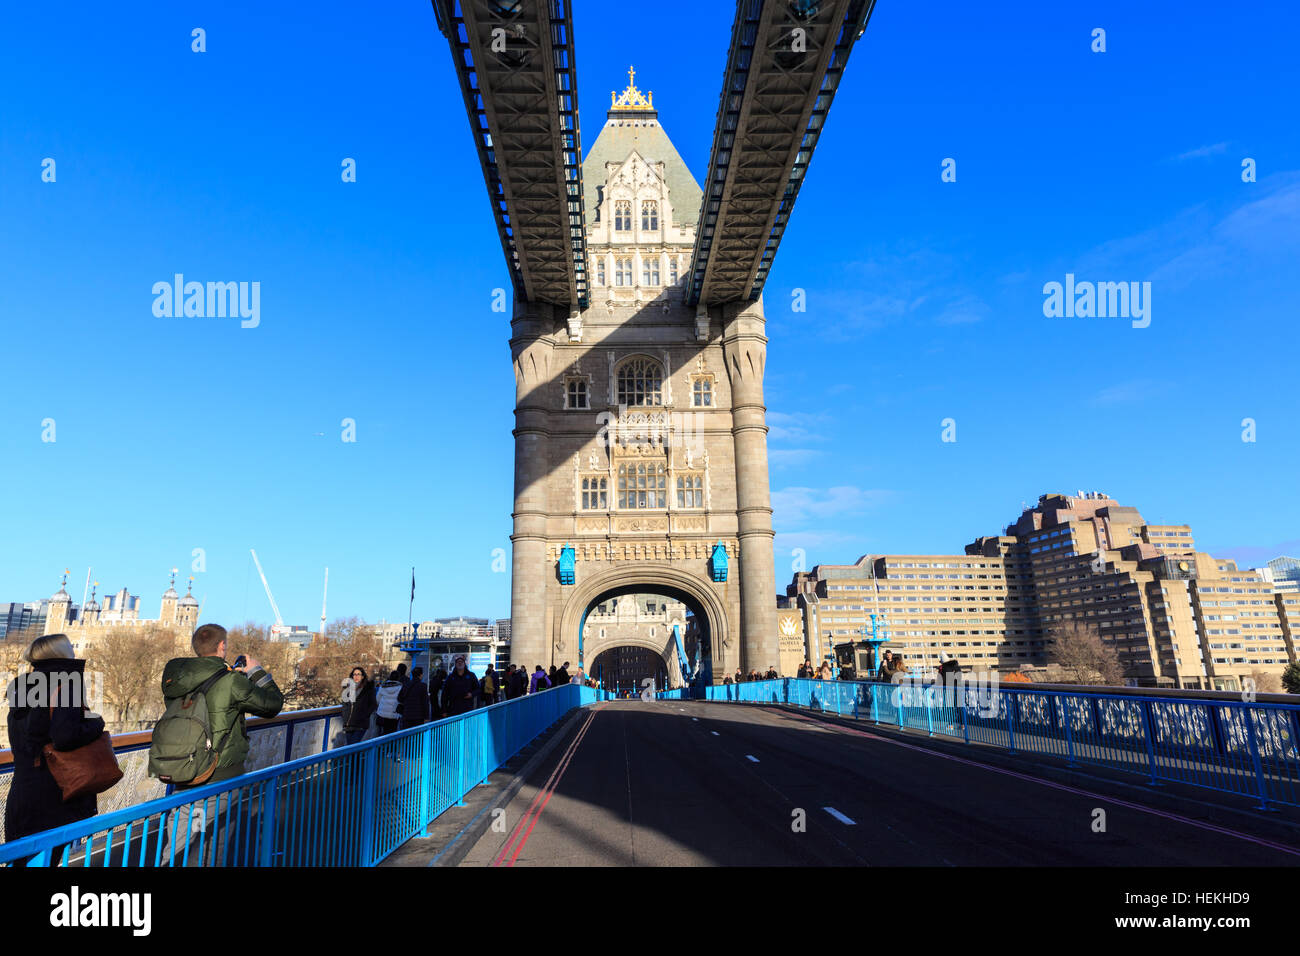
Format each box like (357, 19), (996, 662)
(159, 569), (180, 625)
(508, 72), (777, 681)
(81, 582), (102, 627)
(177, 579), (200, 632)
(45, 572), (72, 635)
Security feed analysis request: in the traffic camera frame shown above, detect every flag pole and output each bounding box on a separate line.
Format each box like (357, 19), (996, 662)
(408, 566), (415, 641)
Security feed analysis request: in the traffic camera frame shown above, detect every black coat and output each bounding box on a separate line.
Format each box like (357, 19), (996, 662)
(428, 672), (446, 707)
(554, 667), (570, 686)
(343, 680), (377, 731)
(441, 669), (480, 716)
(506, 669), (527, 699)
(4, 658), (106, 843)
(397, 679), (430, 724)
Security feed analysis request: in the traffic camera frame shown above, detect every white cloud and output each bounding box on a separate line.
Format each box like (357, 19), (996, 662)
(1173, 142), (1228, 162)
(767, 411), (828, 444)
(1089, 379), (1166, 406)
(769, 448), (822, 467)
(772, 485), (893, 527)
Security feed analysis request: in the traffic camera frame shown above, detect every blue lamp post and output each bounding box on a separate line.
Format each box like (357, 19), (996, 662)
(858, 612), (890, 677)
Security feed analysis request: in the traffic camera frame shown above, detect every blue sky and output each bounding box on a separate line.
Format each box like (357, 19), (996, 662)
(1, 1), (1297, 627)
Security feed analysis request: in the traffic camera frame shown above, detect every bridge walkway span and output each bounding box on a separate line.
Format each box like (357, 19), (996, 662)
(457, 700), (1300, 867)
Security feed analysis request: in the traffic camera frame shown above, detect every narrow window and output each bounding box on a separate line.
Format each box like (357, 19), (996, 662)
(676, 474), (704, 508)
(614, 201), (632, 232)
(692, 378), (712, 407)
(616, 257), (633, 286)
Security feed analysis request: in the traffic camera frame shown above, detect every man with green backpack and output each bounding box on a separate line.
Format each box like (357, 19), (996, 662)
(150, 623), (284, 864)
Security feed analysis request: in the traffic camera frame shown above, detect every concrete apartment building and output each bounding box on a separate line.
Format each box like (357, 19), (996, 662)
(787, 492), (1297, 690)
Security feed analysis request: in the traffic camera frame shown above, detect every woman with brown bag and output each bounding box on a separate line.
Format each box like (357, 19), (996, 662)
(3, 633), (108, 863)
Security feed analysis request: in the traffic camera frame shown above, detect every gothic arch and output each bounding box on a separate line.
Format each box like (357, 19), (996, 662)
(557, 564), (729, 673)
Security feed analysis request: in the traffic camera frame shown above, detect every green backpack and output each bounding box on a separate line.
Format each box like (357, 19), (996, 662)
(148, 669), (236, 786)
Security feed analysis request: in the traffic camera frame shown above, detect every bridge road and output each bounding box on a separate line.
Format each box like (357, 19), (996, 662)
(461, 700), (1300, 867)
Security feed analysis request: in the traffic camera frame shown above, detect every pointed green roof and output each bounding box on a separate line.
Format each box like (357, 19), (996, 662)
(582, 113), (702, 232)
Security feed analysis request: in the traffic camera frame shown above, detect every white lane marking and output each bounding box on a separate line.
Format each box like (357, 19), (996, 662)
(823, 807), (856, 825)
(692, 717), (699, 721)
(746, 755), (760, 763)
(710, 731), (720, 736)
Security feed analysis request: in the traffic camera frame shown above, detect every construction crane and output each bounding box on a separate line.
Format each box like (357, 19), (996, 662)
(249, 549), (287, 639)
(319, 567), (329, 639)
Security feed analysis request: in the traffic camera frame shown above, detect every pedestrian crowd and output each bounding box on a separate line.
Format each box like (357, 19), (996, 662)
(2, 622), (602, 864)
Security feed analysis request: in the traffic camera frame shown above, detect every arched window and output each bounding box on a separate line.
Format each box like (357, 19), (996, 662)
(614, 201), (632, 231)
(641, 201), (658, 231)
(618, 461), (667, 509)
(616, 358), (663, 406)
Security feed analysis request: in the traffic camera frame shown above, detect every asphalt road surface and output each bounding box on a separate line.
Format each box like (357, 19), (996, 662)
(461, 700), (1300, 866)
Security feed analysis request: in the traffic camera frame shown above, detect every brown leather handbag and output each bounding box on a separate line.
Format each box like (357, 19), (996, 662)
(41, 708), (124, 801)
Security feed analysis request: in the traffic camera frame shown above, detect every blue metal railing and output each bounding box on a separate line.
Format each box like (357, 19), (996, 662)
(1, 685), (603, 867)
(1, 705), (349, 828)
(664, 678), (1300, 811)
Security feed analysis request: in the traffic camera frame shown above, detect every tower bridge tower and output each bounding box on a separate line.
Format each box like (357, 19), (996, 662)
(434, 0), (875, 682)
(509, 72), (775, 678)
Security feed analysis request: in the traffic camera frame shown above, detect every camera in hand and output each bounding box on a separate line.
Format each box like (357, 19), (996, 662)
(232, 655), (247, 670)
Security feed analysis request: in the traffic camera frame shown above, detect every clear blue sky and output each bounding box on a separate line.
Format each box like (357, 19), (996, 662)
(2, 1), (1297, 627)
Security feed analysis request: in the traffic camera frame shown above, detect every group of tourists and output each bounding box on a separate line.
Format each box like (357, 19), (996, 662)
(723, 666), (782, 684)
(3, 623), (285, 864)
(339, 659), (596, 744)
(2, 623), (615, 864)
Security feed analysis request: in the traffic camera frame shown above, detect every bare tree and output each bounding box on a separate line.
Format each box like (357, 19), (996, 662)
(225, 621), (302, 690)
(1249, 669), (1282, 695)
(1047, 620), (1124, 686)
(289, 620), (383, 709)
(86, 625), (189, 732)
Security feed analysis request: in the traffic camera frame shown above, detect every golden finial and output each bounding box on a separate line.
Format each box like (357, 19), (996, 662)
(611, 66), (654, 111)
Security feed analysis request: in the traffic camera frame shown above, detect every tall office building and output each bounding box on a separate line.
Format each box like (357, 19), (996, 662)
(787, 492), (1295, 691)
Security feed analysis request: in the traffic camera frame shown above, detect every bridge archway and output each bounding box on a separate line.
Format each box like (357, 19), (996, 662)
(557, 565), (727, 688)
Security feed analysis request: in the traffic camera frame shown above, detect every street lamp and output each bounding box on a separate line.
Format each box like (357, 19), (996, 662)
(858, 612), (890, 678)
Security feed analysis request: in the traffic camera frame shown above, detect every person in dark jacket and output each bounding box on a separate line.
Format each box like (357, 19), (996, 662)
(553, 662), (571, 687)
(428, 666), (447, 715)
(441, 656), (480, 716)
(343, 666), (377, 744)
(3, 634), (106, 862)
(507, 665), (528, 700)
(397, 667), (430, 728)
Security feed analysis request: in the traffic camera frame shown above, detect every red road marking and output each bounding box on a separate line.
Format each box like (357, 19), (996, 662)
(492, 704), (605, 867)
